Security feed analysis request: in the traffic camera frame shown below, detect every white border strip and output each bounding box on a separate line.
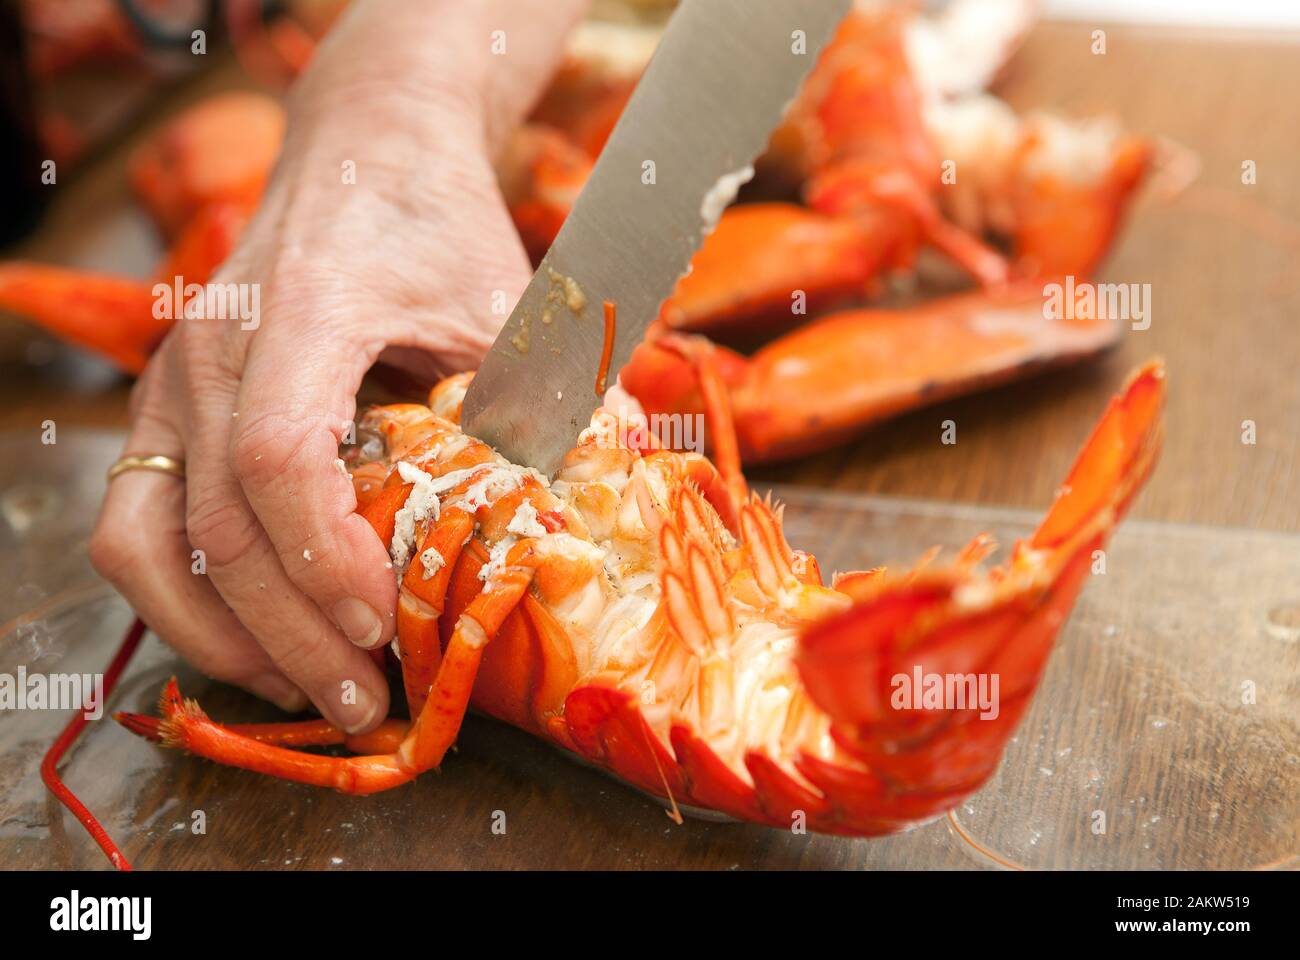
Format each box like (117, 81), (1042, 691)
(1043, 0), (1300, 29)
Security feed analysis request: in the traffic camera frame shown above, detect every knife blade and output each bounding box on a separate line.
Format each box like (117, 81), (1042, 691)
(460, 0), (851, 475)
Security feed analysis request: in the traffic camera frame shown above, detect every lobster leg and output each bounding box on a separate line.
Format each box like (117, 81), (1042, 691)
(397, 508), (476, 720)
(116, 542), (543, 794)
(116, 710), (408, 752)
(400, 549), (539, 771)
(115, 680), (415, 794)
(228, 719), (409, 753)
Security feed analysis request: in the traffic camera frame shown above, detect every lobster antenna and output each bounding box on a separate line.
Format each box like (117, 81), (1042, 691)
(41, 617), (146, 870)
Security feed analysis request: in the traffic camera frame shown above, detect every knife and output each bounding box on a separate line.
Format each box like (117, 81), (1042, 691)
(461, 0), (851, 475)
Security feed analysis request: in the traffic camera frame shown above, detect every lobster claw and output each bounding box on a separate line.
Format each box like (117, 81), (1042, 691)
(128, 92), (285, 239)
(794, 360), (1165, 799)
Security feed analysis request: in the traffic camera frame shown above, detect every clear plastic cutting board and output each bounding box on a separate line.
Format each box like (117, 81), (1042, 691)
(1, 430), (1296, 870)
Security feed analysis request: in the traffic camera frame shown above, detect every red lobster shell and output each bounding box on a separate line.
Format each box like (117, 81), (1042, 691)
(117, 359), (1165, 836)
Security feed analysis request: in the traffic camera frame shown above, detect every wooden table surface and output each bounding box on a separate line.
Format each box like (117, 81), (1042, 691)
(2, 21), (1298, 870)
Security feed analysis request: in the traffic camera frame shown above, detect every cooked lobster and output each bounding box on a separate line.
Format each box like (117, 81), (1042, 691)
(114, 357), (1164, 835)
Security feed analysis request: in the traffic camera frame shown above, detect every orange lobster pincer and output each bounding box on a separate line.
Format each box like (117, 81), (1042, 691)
(114, 358), (1164, 835)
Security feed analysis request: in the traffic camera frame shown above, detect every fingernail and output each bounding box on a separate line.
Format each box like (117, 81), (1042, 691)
(338, 688), (382, 736)
(332, 597), (384, 648)
(250, 676), (310, 714)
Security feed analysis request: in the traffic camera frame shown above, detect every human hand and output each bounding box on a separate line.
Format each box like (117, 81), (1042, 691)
(90, 0), (588, 732)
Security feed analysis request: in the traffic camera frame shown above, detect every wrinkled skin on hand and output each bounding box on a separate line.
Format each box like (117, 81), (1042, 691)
(89, 0), (591, 733)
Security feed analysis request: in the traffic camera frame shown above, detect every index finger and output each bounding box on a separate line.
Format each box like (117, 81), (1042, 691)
(230, 331), (398, 651)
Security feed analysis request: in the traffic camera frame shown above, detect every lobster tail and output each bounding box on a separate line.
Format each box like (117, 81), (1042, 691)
(795, 361), (1165, 803)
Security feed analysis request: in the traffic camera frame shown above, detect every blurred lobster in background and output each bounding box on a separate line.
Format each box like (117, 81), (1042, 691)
(0, 0), (1153, 464)
(517, 1), (1151, 463)
(0, 90), (282, 371)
